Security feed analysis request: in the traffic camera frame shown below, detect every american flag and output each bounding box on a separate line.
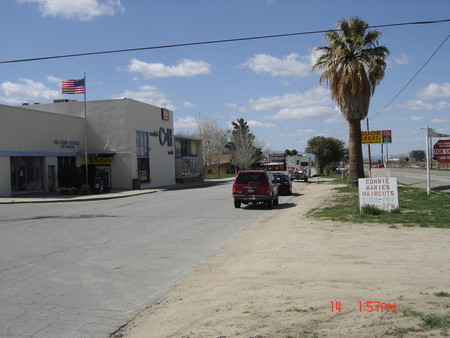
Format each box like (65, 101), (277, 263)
(61, 78), (85, 94)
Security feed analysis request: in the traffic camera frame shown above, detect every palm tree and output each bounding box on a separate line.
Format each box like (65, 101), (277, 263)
(312, 17), (389, 187)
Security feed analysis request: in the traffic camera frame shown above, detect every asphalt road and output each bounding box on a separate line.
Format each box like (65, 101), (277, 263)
(387, 167), (450, 192)
(0, 180), (285, 338)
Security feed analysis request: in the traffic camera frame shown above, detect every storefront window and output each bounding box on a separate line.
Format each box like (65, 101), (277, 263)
(136, 131), (150, 183)
(175, 157), (201, 179)
(10, 157), (44, 193)
(175, 139), (191, 157)
(57, 156), (77, 187)
(58, 156), (76, 170)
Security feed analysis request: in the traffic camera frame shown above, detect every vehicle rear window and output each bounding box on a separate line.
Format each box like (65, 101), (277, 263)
(274, 174), (289, 182)
(236, 172), (267, 184)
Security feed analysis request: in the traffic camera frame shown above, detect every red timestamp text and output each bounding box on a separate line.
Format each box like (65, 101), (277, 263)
(330, 301), (397, 313)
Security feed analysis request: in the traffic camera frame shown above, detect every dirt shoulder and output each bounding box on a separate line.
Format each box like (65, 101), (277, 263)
(115, 181), (449, 338)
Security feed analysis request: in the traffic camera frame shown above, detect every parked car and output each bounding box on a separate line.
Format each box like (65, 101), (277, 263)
(232, 170), (279, 208)
(273, 172), (293, 195)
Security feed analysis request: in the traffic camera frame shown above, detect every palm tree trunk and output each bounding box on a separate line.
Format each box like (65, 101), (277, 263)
(347, 119), (365, 187)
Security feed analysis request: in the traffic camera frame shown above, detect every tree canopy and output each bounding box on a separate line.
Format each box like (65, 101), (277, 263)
(227, 118), (261, 170)
(410, 150), (426, 162)
(312, 17), (389, 187)
(284, 149), (298, 156)
(305, 136), (346, 174)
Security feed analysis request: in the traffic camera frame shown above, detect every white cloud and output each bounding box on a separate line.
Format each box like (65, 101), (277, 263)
(396, 99), (450, 111)
(247, 86), (340, 120)
(410, 115), (424, 121)
(417, 83), (450, 100)
(126, 58), (212, 79)
(266, 106), (339, 120)
(392, 53), (410, 65)
(17, 0), (124, 21)
(249, 86), (331, 112)
(117, 85), (175, 110)
(183, 101), (196, 108)
(240, 53), (311, 77)
(47, 75), (63, 83)
(0, 78), (60, 104)
(174, 116), (197, 129)
(247, 86), (345, 121)
(247, 120), (276, 129)
(225, 102), (247, 114)
(431, 118), (450, 124)
(283, 128), (317, 137)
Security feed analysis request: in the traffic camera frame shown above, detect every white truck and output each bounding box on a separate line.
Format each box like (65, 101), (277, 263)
(286, 155), (316, 182)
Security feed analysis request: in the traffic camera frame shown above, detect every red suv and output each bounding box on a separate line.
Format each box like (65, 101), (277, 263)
(232, 170), (279, 208)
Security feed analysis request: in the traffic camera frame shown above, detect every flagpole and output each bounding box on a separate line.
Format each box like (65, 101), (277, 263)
(83, 73), (89, 191)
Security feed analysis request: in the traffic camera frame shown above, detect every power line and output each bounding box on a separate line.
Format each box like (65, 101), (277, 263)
(1, 18), (450, 64)
(370, 33), (450, 120)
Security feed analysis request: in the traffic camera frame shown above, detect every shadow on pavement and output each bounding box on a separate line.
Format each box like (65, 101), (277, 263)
(157, 179), (234, 191)
(431, 185), (450, 192)
(238, 202), (297, 210)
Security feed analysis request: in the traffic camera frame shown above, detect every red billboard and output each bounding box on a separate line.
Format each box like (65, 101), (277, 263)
(433, 139), (450, 163)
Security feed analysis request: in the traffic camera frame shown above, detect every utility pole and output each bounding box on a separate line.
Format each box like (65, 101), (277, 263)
(366, 118), (372, 171)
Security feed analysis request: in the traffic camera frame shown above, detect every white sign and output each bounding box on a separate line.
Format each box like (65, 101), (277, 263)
(359, 177), (399, 212)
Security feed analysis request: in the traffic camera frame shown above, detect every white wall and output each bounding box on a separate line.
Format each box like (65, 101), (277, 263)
(126, 100), (175, 187)
(0, 104), (84, 155)
(0, 104), (84, 197)
(19, 99), (176, 189)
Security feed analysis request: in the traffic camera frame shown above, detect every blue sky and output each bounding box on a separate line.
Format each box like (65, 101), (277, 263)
(1, 0), (449, 157)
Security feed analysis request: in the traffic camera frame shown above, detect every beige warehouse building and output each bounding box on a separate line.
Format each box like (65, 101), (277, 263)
(0, 99), (202, 197)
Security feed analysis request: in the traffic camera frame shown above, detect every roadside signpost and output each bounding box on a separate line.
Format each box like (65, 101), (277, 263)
(433, 139), (450, 163)
(382, 130), (392, 144)
(361, 130), (392, 144)
(358, 177), (399, 212)
(361, 130), (392, 169)
(423, 126), (450, 195)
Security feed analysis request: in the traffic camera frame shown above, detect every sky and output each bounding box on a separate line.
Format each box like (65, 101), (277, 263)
(1, 0), (449, 158)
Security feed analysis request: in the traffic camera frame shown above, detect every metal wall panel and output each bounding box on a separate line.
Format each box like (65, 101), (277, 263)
(0, 104), (84, 154)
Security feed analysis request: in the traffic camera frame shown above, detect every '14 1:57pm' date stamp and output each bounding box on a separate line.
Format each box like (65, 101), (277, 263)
(330, 301), (397, 313)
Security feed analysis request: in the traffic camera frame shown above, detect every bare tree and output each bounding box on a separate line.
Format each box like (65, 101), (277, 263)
(195, 117), (227, 176)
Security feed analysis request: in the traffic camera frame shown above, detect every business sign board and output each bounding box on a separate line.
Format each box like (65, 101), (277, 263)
(89, 153), (115, 165)
(269, 153), (285, 162)
(161, 108), (170, 121)
(433, 139), (450, 163)
(382, 130), (392, 144)
(359, 177), (399, 212)
(361, 130), (392, 144)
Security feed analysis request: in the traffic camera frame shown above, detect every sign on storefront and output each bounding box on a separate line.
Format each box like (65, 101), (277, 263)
(358, 177), (399, 212)
(161, 108), (170, 121)
(89, 153), (115, 165)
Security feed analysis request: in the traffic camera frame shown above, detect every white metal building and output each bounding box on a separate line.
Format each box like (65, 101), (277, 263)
(0, 99), (202, 197)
